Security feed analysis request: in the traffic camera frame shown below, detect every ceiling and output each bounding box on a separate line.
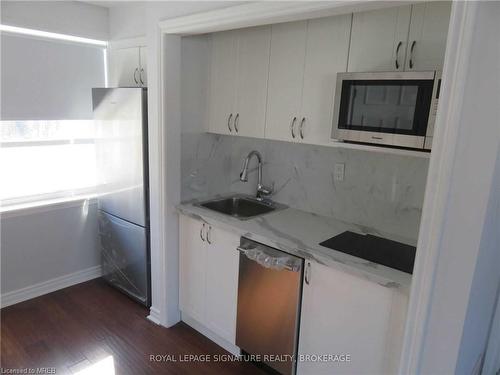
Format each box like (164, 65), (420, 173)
(80, 1), (144, 8)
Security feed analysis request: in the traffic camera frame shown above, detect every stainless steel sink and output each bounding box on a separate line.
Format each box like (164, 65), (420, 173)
(196, 195), (286, 220)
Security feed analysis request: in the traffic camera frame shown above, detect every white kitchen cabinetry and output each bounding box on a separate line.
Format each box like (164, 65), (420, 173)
(205, 221), (240, 343)
(208, 31), (237, 135)
(265, 20), (307, 143)
(139, 46), (147, 86)
(300, 15), (351, 145)
(204, 3), (449, 151)
(405, 2), (452, 71)
(297, 261), (408, 375)
(108, 46), (147, 87)
(348, 6), (412, 72)
(208, 26), (271, 137)
(234, 26), (271, 138)
(179, 215), (206, 324)
(349, 2), (451, 72)
(179, 215), (240, 345)
(266, 15), (351, 145)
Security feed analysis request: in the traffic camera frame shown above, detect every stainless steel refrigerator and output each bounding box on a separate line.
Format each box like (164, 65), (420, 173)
(92, 88), (150, 306)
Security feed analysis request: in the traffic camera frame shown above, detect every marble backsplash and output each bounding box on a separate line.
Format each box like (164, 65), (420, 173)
(181, 133), (429, 239)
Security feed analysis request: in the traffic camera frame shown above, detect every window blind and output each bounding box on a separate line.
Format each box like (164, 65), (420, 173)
(1, 33), (105, 120)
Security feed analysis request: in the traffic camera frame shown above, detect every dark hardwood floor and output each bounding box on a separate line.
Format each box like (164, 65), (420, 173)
(1, 278), (267, 375)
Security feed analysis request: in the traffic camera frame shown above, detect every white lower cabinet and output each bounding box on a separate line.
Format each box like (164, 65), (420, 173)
(204, 222), (240, 344)
(179, 215), (206, 324)
(297, 261), (408, 375)
(179, 215), (240, 345)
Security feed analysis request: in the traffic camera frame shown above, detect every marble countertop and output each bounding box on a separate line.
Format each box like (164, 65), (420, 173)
(177, 195), (414, 290)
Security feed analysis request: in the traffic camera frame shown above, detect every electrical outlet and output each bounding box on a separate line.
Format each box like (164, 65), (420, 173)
(334, 163), (345, 182)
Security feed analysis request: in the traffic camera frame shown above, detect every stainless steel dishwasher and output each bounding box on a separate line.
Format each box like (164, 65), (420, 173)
(236, 237), (303, 375)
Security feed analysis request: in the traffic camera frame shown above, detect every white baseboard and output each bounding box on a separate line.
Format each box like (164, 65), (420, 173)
(0, 265), (102, 308)
(147, 306), (162, 325)
(181, 311), (241, 357)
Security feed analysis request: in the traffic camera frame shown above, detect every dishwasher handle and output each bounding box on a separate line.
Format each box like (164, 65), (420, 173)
(237, 246), (302, 272)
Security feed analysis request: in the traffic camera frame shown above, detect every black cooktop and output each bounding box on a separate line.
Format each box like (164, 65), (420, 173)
(319, 231), (416, 274)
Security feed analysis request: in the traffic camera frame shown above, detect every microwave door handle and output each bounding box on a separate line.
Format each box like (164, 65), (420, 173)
(348, 88), (357, 125)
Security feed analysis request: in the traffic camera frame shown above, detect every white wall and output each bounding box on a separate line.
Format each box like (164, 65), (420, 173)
(1, 201), (100, 295)
(416, 2), (500, 373)
(108, 3), (146, 40)
(456, 148), (500, 374)
(0, 1), (108, 40)
(483, 282), (500, 374)
(113, 1), (241, 326)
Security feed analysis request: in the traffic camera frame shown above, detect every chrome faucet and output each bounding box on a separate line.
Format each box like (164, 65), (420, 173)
(239, 150), (273, 200)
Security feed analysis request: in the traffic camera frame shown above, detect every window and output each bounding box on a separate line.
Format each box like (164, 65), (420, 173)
(0, 25), (107, 208)
(0, 120), (98, 206)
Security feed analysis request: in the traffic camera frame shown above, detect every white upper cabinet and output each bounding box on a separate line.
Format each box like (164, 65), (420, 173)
(208, 31), (238, 135)
(299, 14), (351, 145)
(266, 16), (351, 145)
(405, 1), (452, 71)
(349, 2), (451, 72)
(139, 46), (147, 86)
(108, 46), (147, 87)
(348, 6), (412, 72)
(108, 47), (140, 87)
(208, 26), (271, 137)
(234, 26), (271, 138)
(265, 21), (307, 143)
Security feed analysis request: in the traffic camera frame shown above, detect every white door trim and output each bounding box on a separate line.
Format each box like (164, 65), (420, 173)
(149, 2), (478, 373)
(157, 1), (401, 35)
(398, 2), (479, 373)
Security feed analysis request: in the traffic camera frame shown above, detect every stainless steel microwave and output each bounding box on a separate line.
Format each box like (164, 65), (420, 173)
(332, 71), (441, 150)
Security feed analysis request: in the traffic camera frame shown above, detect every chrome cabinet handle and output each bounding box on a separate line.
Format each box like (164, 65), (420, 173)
(305, 262), (311, 285)
(409, 40), (416, 69)
(299, 117), (305, 139)
(206, 226), (212, 244)
(133, 68), (139, 85)
(200, 223), (205, 242)
(395, 41), (402, 70)
(290, 116), (297, 139)
(234, 113), (239, 133)
(227, 113), (233, 133)
(139, 68), (145, 85)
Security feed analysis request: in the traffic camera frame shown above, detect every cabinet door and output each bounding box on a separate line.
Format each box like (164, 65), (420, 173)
(234, 26), (271, 138)
(265, 21), (307, 142)
(208, 31), (238, 135)
(405, 2), (451, 71)
(139, 46), (147, 86)
(299, 15), (351, 145)
(179, 215), (207, 324)
(297, 261), (395, 375)
(205, 225), (240, 344)
(348, 6), (411, 72)
(108, 47), (140, 87)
